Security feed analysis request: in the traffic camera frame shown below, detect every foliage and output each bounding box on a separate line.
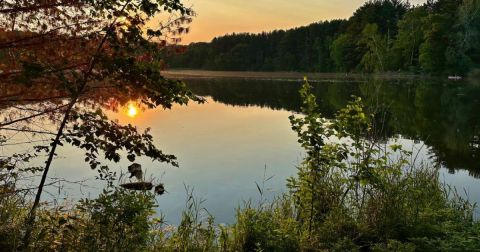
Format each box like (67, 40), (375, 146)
(0, 187), (157, 251)
(63, 110), (178, 182)
(286, 79), (480, 250)
(419, 13), (452, 74)
(0, 0), (201, 170)
(226, 198), (300, 252)
(0, 0), (207, 248)
(153, 187), (217, 252)
(169, 0), (480, 75)
(330, 34), (359, 72)
(27, 188), (156, 251)
(74, 189), (156, 251)
(169, 20), (346, 72)
(360, 24), (386, 72)
(393, 7), (428, 71)
(0, 190), (28, 251)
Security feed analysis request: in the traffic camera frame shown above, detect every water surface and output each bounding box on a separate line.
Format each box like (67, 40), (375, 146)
(7, 76), (480, 224)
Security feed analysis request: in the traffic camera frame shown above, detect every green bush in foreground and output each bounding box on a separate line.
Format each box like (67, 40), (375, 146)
(1, 80), (479, 251)
(283, 80), (479, 251)
(0, 188), (156, 251)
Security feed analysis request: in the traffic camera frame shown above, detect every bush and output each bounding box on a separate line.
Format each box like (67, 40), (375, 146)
(228, 198), (300, 252)
(285, 79), (479, 250)
(0, 191), (27, 251)
(73, 189), (156, 251)
(0, 187), (157, 251)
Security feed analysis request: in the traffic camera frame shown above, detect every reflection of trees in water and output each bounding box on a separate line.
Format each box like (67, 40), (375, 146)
(186, 79), (305, 112)
(186, 78), (480, 177)
(361, 79), (480, 177)
(186, 78), (363, 116)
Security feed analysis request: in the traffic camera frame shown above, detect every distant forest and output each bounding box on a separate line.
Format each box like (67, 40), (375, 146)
(167, 0), (480, 75)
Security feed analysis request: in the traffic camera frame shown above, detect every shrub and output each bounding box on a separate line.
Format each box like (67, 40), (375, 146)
(286, 79), (479, 250)
(228, 198), (300, 252)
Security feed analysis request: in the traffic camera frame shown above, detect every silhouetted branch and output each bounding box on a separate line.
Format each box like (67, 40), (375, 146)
(0, 127), (57, 135)
(0, 1), (82, 14)
(0, 104), (68, 127)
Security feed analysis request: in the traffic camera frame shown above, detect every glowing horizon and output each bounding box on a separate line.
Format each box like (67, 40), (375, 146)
(174, 0), (427, 44)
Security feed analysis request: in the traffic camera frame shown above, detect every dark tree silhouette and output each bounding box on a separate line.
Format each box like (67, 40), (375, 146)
(0, 0), (203, 248)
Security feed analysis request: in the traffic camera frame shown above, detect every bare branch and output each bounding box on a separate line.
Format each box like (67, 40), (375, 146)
(0, 127), (57, 135)
(0, 1), (82, 14)
(0, 104), (68, 127)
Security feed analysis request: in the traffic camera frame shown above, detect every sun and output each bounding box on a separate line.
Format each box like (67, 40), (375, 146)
(127, 103), (138, 118)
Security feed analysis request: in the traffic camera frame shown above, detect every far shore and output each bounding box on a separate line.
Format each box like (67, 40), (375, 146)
(163, 69), (431, 81)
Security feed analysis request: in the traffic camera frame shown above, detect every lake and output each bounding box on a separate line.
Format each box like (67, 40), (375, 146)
(6, 72), (480, 224)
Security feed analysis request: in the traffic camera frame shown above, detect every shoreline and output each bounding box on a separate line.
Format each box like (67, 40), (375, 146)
(163, 69), (431, 81)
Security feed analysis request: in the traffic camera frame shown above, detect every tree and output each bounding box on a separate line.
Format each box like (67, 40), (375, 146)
(166, 0), (479, 75)
(0, 0), (202, 248)
(330, 34), (359, 72)
(360, 23), (390, 72)
(452, 0), (480, 73)
(394, 6), (428, 70)
(419, 13), (452, 74)
(419, 0), (463, 74)
(347, 0), (409, 36)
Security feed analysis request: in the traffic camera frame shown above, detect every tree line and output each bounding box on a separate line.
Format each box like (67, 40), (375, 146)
(168, 0), (480, 76)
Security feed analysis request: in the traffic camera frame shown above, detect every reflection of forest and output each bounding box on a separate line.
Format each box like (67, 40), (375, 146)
(186, 78), (480, 177)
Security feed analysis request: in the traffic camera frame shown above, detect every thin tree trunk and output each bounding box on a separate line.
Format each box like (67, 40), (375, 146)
(21, 96), (77, 248)
(20, 2), (130, 248)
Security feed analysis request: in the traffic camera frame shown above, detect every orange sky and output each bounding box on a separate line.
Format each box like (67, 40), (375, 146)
(174, 0), (427, 44)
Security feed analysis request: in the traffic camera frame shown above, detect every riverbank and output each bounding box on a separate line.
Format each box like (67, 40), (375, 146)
(163, 70), (429, 81)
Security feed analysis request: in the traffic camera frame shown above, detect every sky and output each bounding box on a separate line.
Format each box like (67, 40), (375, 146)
(173, 0), (428, 44)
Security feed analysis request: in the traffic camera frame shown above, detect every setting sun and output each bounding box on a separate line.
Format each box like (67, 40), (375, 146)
(127, 103), (139, 118)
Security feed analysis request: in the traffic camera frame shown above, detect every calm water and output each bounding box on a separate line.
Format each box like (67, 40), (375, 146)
(15, 76), (480, 224)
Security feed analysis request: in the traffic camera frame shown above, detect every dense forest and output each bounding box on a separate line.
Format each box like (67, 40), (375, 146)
(167, 0), (480, 76)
